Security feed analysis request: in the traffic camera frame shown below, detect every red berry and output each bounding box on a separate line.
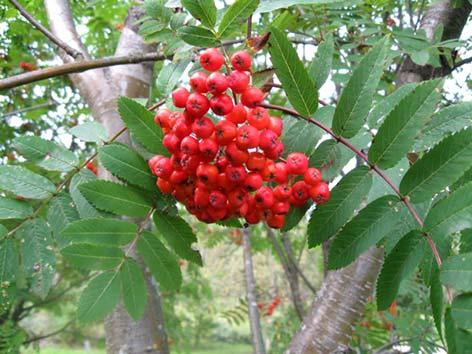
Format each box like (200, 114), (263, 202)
(241, 87), (264, 107)
(309, 182), (330, 204)
(172, 87), (190, 108)
(304, 168), (322, 186)
(236, 124), (259, 149)
(162, 133), (181, 153)
(225, 165), (247, 184)
(189, 71), (208, 93)
(155, 157), (172, 179)
(196, 164), (219, 185)
(200, 48), (224, 72)
(215, 120), (237, 145)
(226, 142), (249, 165)
(215, 155), (229, 171)
(210, 94), (234, 116)
(192, 117), (215, 139)
(286, 152), (309, 175)
(180, 154), (200, 172)
(246, 152), (266, 171)
(194, 187), (210, 207)
(230, 50), (252, 71)
(274, 184), (291, 201)
(170, 170), (189, 185)
(273, 162), (288, 184)
(291, 181), (310, 204)
(157, 178), (173, 194)
(199, 138), (219, 161)
(264, 141), (284, 160)
(228, 187), (247, 207)
(180, 136), (199, 155)
(228, 71), (250, 93)
(172, 119), (191, 138)
(245, 211), (262, 224)
(209, 190), (227, 209)
(268, 116), (283, 136)
(272, 201), (290, 215)
(255, 186), (275, 208)
(186, 93), (210, 117)
(244, 173), (263, 191)
(226, 103), (247, 124)
(247, 107), (270, 130)
(267, 214), (285, 229)
(207, 72), (229, 94)
(148, 155), (164, 174)
(154, 109), (171, 128)
(259, 129), (278, 151)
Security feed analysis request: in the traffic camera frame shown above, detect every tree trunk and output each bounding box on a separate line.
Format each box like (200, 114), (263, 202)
(44, 2), (169, 353)
(288, 1), (471, 352)
(242, 228), (266, 354)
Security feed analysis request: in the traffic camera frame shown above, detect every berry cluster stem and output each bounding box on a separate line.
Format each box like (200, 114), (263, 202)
(258, 102), (444, 271)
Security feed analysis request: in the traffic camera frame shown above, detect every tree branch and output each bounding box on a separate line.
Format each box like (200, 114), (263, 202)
(23, 320), (74, 344)
(8, 0), (82, 58)
(258, 102), (444, 270)
(0, 53), (171, 91)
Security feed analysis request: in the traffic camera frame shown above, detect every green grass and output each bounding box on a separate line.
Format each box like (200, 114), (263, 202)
(25, 342), (252, 354)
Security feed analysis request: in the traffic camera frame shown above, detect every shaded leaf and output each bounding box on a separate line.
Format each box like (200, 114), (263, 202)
(400, 128), (472, 202)
(77, 271), (121, 323)
(308, 32), (334, 89)
(281, 201), (311, 232)
(0, 238), (18, 283)
(63, 218), (136, 246)
(257, 0), (347, 13)
(376, 230), (426, 310)
(120, 259), (147, 320)
(451, 294), (472, 329)
(308, 166), (372, 247)
(118, 97), (166, 155)
(309, 139), (342, 180)
(98, 143), (156, 191)
(0, 166), (55, 200)
(47, 193), (79, 248)
(332, 38), (389, 138)
(79, 180), (153, 218)
(430, 268), (444, 340)
(268, 27), (317, 116)
(445, 308), (472, 354)
(0, 197), (33, 220)
(62, 244), (123, 270)
(137, 231), (182, 291)
(369, 79), (442, 168)
(440, 253), (472, 292)
(281, 117), (321, 157)
(153, 212), (202, 265)
(328, 196), (401, 269)
(69, 170), (101, 219)
(218, 0), (259, 38)
(70, 122), (108, 143)
(181, 0), (216, 27)
(178, 26), (218, 47)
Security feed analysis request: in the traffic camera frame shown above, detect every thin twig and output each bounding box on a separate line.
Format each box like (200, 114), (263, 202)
(23, 320), (74, 344)
(8, 0), (82, 59)
(1, 100), (57, 118)
(0, 52), (173, 91)
(5, 100), (165, 238)
(247, 15), (252, 40)
(258, 102), (444, 271)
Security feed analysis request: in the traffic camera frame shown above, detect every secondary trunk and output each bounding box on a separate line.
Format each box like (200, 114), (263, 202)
(44, 2), (169, 353)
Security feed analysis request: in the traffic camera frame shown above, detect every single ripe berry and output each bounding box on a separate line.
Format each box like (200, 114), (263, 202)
(215, 155), (229, 171)
(189, 72), (208, 93)
(148, 155), (163, 174)
(209, 190), (227, 209)
(199, 138), (219, 161)
(226, 142), (249, 165)
(272, 201), (290, 215)
(259, 129), (278, 151)
(265, 141), (284, 160)
(225, 164), (247, 184)
(157, 178), (173, 194)
(154, 109), (171, 128)
(155, 157), (172, 179)
(172, 87), (190, 108)
(268, 116), (283, 136)
(255, 186), (275, 208)
(180, 136), (199, 155)
(210, 94), (234, 116)
(228, 187), (247, 207)
(246, 152), (266, 171)
(247, 107), (270, 130)
(241, 87), (264, 107)
(273, 162), (288, 184)
(286, 152), (309, 175)
(266, 214), (285, 229)
(172, 119), (191, 138)
(196, 164), (219, 185)
(192, 116), (215, 139)
(244, 173), (263, 191)
(180, 154), (200, 172)
(291, 181), (310, 204)
(228, 71), (250, 93)
(231, 50), (252, 71)
(194, 187), (210, 207)
(309, 182), (330, 204)
(207, 72), (229, 94)
(162, 133), (181, 154)
(170, 170), (189, 185)
(226, 103), (247, 124)
(186, 93), (210, 117)
(304, 168), (322, 186)
(274, 184), (291, 201)
(200, 48), (224, 72)
(215, 120), (237, 145)
(236, 124), (260, 149)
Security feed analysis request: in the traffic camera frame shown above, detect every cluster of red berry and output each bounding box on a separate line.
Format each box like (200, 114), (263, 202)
(258, 296), (282, 317)
(148, 48), (330, 229)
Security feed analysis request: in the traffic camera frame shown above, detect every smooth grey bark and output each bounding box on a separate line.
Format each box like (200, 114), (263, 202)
(44, 1), (169, 353)
(288, 1), (471, 353)
(242, 228), (266, 354)
(266, 229), (305, 321)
